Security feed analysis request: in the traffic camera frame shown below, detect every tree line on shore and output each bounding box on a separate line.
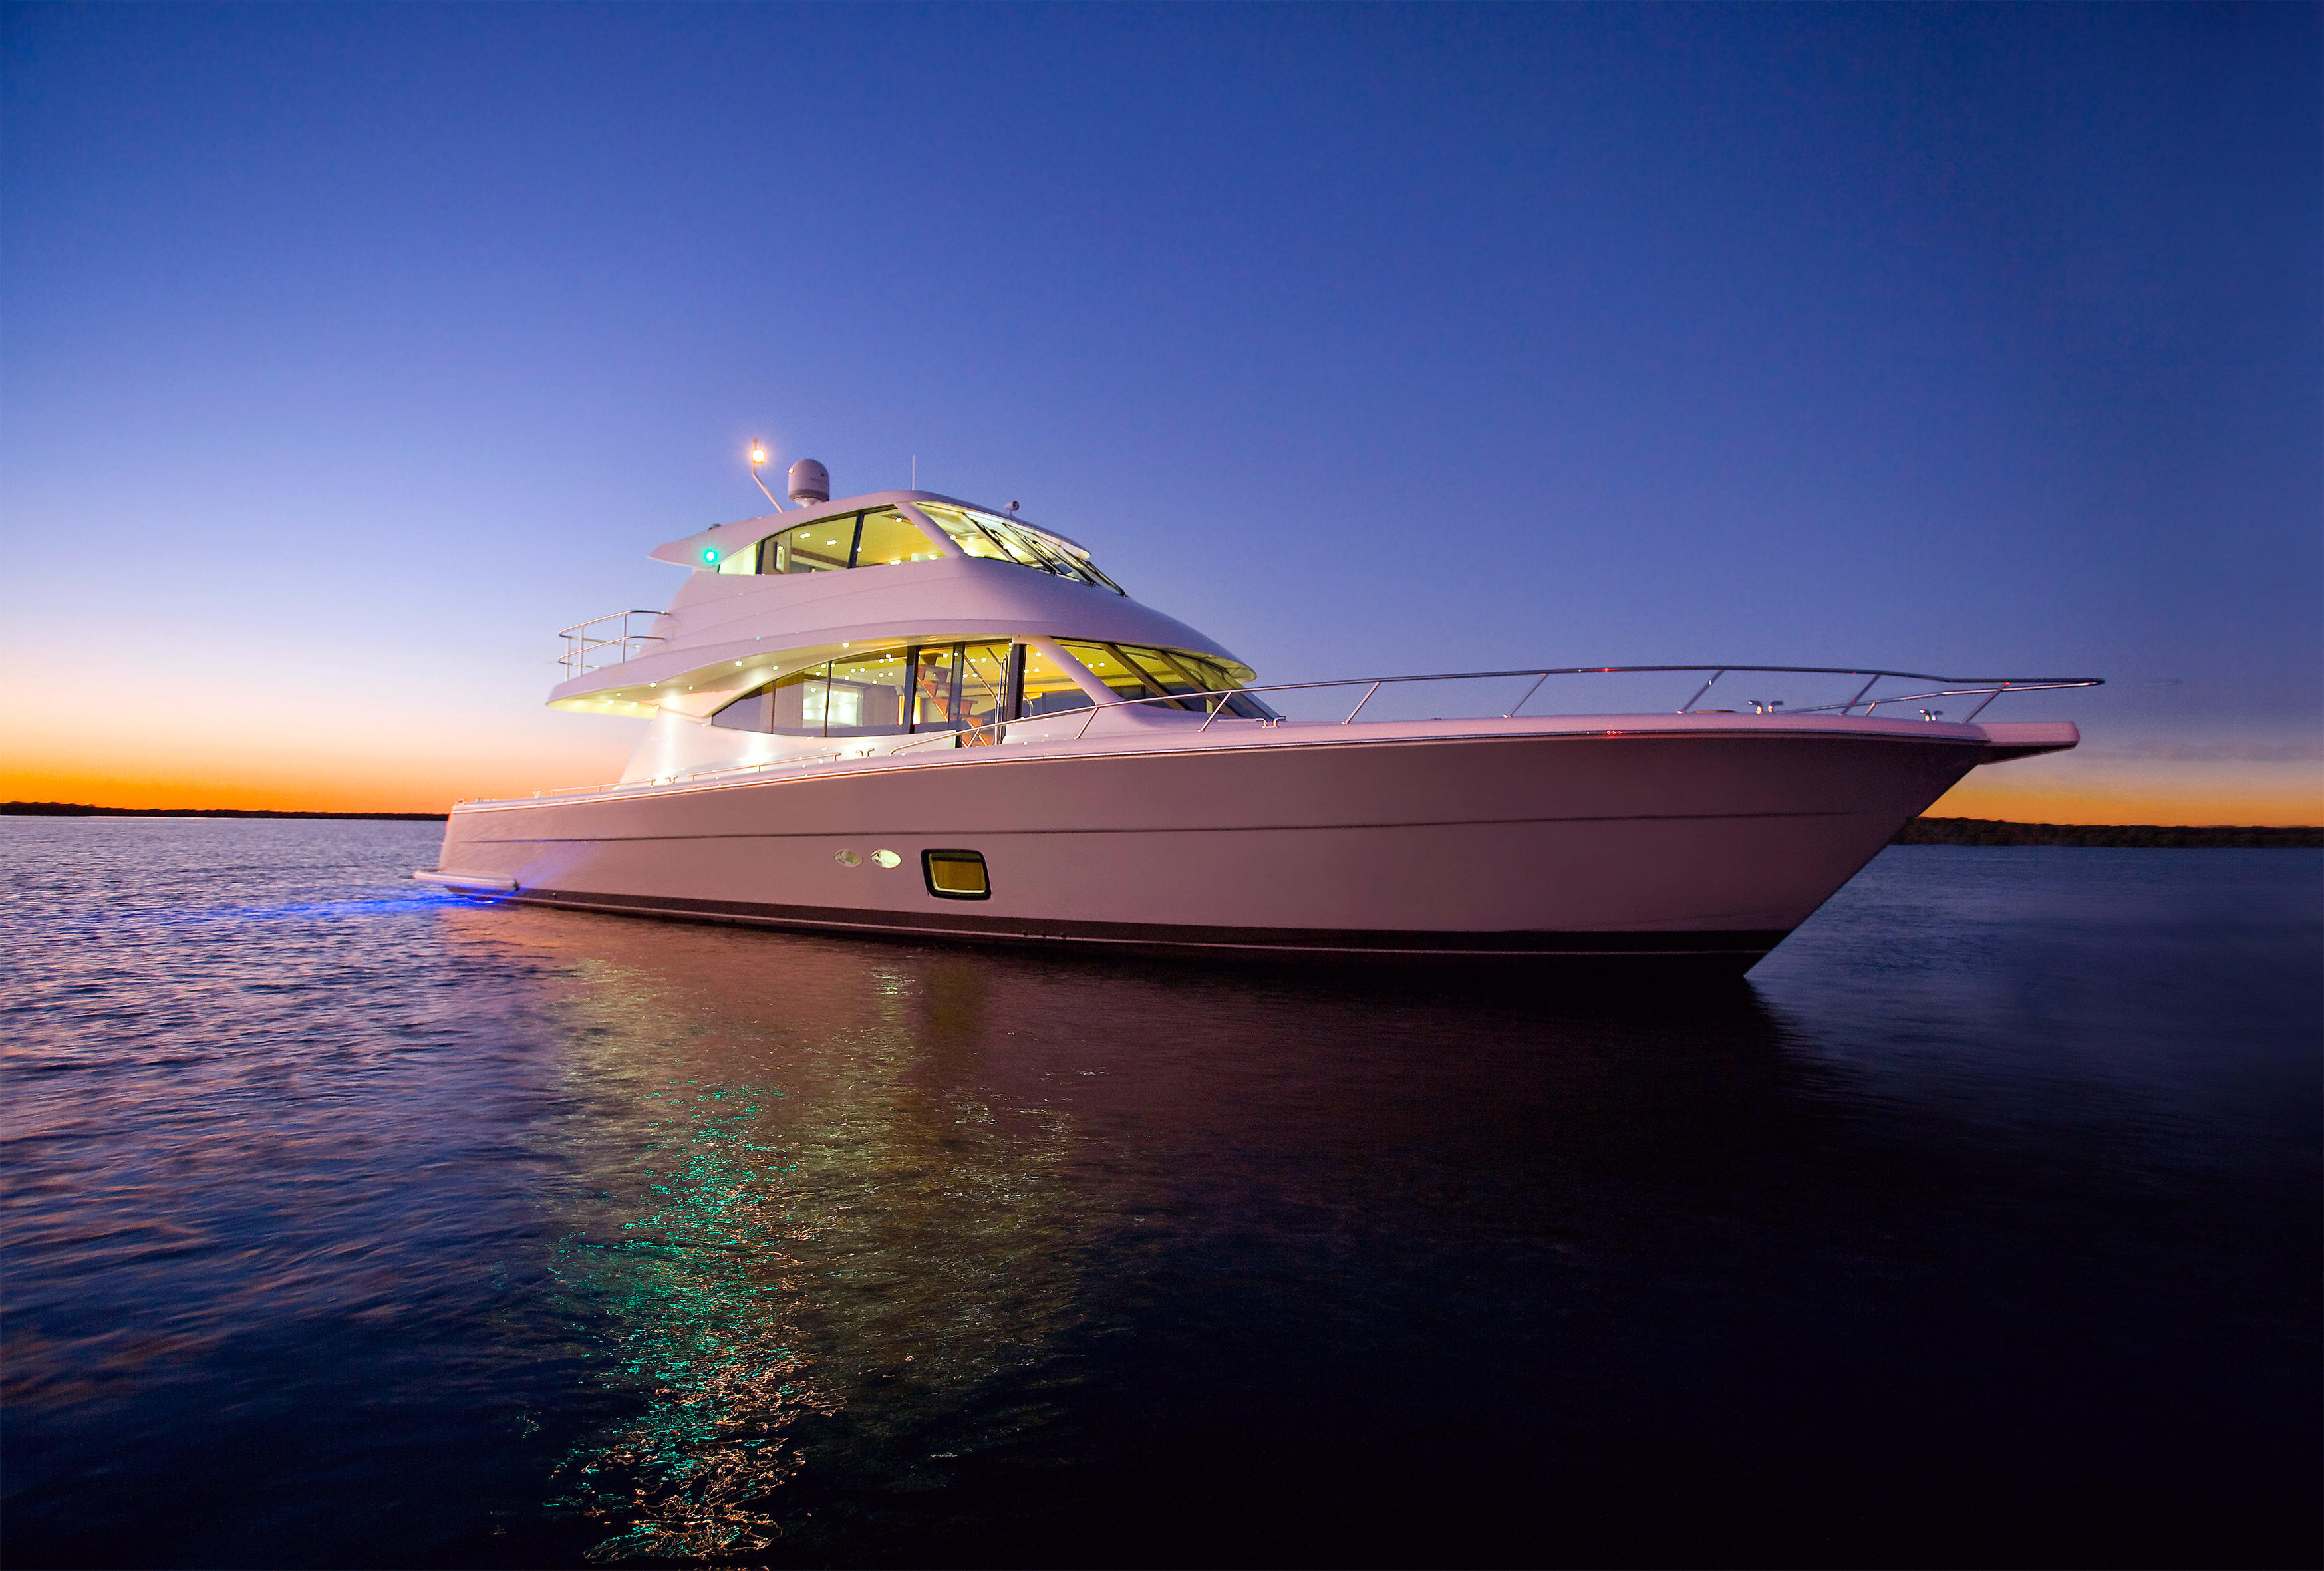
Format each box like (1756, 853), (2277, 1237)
(2, 801), (448, 822)
(1892, 817), (2319, 848)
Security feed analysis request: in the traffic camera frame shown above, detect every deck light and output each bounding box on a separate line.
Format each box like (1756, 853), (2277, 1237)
(748, 442), (783, 509)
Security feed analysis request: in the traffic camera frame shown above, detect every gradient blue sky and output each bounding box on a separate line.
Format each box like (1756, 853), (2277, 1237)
(5, 3), (2318, 817)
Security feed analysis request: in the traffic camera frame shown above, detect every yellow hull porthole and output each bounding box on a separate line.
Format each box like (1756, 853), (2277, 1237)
(923, 849), (990, 900)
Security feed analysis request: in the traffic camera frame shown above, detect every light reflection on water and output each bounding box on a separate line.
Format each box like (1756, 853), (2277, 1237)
(2, 819), (2316, 1569)
(539, 1069), (834, 1562)
(470, 915), (1131, 1562)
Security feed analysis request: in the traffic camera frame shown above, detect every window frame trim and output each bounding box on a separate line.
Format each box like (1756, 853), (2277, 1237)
(921, 848), (992, 901)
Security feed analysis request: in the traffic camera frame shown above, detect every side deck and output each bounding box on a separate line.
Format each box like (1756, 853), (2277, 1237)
(450, 708), (2079, 817)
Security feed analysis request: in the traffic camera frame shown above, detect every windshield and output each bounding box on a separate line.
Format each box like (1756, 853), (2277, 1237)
(914, 503), (1126, 595)
(709, 501), (1127, 593)
(1058, 641), (1276, 719)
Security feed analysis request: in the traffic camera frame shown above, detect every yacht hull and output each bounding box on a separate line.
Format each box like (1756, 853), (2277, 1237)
(426, 726), (2001, 971)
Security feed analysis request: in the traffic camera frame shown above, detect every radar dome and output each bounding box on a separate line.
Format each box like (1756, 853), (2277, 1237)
(787, 459), (831, 505)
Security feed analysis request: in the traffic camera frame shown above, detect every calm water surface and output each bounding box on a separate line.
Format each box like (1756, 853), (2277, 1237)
(3, 820), (2317, 1569)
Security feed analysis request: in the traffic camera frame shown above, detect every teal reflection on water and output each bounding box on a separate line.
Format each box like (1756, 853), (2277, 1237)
(455, 915), (1088, 1560)
(547, 1079), (833, 1562)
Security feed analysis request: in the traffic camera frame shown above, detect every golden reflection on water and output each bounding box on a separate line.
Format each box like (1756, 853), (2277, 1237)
(441, 907), (1093, 1560)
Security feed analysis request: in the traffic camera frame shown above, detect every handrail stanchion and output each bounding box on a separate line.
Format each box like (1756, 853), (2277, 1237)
(1677, 670), (1725, 714)
(1840, 672), (1880, 715)
(1963, 681), (2010, 721)
(1505, 672), (1550, 719)
(1343, 681), (1382, 724)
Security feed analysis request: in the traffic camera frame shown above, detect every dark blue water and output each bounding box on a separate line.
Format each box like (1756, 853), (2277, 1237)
(3, 819), (2317, 1569)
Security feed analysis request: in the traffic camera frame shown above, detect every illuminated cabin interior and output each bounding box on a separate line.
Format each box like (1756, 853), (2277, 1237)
(706, 639), (1274, 742)
(708, 500), (1126, 593)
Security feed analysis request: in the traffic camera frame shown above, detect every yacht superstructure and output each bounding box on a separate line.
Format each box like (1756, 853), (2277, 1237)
(420, 462), (2097, 971)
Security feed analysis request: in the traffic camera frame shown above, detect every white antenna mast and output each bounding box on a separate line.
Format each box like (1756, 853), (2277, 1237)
(748, 441), (784, 511)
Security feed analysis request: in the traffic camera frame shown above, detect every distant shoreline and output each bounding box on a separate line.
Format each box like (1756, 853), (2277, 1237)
(3, 801), (448, 823)
(3, 801), (2315, 845)
(1892, 817), (2320, 848)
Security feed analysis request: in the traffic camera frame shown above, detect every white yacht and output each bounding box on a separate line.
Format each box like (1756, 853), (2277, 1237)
(419, 460), (2097, 972)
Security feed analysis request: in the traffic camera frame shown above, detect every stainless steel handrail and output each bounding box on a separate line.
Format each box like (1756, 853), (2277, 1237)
(456, 662), (2101, 803)
(885, 664), (2103, 754)
(557, 609), (667, 678)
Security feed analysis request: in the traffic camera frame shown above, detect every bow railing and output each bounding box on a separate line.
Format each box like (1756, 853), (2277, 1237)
(455, 663), (2101, 803)
(887, 664), (2103, 754)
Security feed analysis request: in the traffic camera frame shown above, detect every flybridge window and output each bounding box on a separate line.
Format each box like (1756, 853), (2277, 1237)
(750, 507), (946, 575)
(1059, 641), (1276, 720)
(716, 501), (1127, 591)
(856, 508), (937, 568)
(915, 503), (1127, 595)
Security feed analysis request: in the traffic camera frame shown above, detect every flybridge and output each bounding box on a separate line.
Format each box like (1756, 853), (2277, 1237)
(544, 468), (1246, 720)
(648, 488), (1126, 595)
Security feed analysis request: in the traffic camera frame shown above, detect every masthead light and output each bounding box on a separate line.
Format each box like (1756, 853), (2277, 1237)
(750, 443), (768, 466)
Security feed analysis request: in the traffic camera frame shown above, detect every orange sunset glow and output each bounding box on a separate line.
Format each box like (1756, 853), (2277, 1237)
(8, 694), (2317, 825)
